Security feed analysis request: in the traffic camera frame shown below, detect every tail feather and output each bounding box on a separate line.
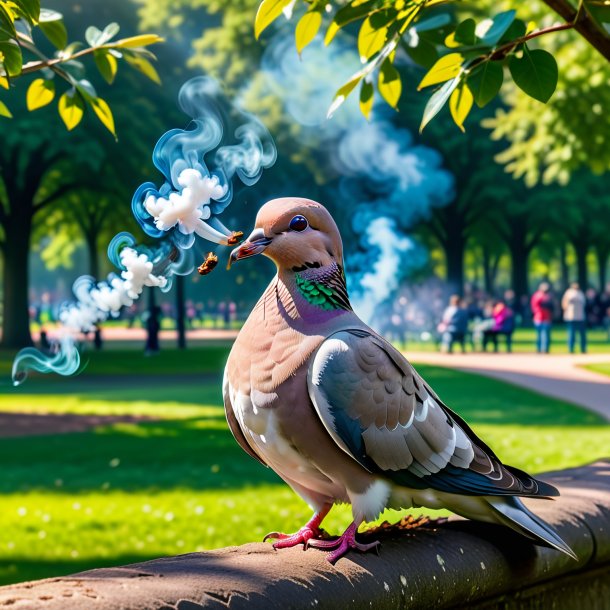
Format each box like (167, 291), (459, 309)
(488, 496), (577, 560)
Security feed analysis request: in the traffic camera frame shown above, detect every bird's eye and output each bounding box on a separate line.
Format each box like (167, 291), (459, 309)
(289, 215), (309, 232)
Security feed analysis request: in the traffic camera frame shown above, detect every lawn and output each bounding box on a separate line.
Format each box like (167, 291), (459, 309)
(0, 347), (608, 586)
(582, 362), (610, 377)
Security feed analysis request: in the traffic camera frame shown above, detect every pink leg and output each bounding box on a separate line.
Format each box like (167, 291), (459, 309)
(306, 521), (380, 564)
(263, 504), (332, 549)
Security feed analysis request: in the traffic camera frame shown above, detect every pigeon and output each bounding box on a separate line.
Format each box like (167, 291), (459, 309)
(223, 197), (575, 563)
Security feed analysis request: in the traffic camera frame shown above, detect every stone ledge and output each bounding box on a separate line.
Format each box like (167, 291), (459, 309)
(0, 460), (609, 610)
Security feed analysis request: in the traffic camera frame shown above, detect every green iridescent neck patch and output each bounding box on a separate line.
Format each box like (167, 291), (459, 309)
(294, 269), (351, 311)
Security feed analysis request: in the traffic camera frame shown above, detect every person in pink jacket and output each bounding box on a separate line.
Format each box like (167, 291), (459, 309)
(483, 300), (515, 352)
(530, 282), (554, 353)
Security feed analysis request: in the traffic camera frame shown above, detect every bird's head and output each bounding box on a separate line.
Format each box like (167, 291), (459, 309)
(229, 197), (343, 272)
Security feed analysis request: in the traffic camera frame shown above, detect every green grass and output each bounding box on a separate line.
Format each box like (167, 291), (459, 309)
(0, 351), (608, 586)
(582, 362), (610, 378)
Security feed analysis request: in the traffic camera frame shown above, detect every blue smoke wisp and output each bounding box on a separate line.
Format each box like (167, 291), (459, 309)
(12, 76), (276, 385)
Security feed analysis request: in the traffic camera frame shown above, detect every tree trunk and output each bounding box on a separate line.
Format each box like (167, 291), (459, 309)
(85, 231), (103, 349)
(596, 246), (608, 290)
(573, 240), (589, 289)
(559, 243), (570, 291)
(510, 244), (530, 303)
(481, 245), (499, 295)
(175, 274), (186, 349)
(85, 231), (100, 278)
(1, 215), (34, 348)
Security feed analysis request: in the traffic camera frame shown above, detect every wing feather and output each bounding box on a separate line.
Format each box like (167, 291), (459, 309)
(307, 329), (558, 498)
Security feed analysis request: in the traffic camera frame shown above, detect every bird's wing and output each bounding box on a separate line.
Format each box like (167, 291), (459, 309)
(222, 367), (267, 467)
(307, 329), (557, 497)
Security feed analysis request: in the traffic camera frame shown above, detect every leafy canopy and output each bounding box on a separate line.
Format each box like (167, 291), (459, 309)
(254, 0), (609, 135)
(0, 0), (163, 136)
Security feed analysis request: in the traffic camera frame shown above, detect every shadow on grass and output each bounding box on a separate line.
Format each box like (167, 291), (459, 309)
(0, 417), (283, 495)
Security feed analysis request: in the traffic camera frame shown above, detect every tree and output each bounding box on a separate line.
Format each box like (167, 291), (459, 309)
(254, 0), (610, 184)
(0, 0), (163, 136)
(550, 173), (610, 289)
(0, 114), (104, 347)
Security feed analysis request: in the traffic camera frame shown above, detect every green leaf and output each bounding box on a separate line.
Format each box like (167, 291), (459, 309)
(0, 99), (12, 118)
(254, 0), (293, 39)
(413, 13), (451, 32)
(123, 53), (161, 85)
(498, 18), (526, 44)
(0, 4), (17, 38)
(418, 52), (463, 89)
(328, 73), (363, 118)
(324, 0), (376, 46)
(89, 96), (116, 137)
(295, 9), (322, 55)
(94, 49), (117, 84)
(404, 38), (438, 69)
(378, 58), (401, 108)
(453, 18), (476, 45)
(113, 34), (164, 48)
(359, 80), (374, 119)
(58, 91), (84, 130)
(86, 24), (120, 47)
(0, 39), (22, 77)
(420, 76), (460, 132)
(468, 60), (503, 107)
(480, 10), (516, 46)
(449, 83), (473, 132)
(38, 8), (62, 21)
(358, 13), (392, 61)
(14, 0), (40, 24)
(509, 47), (558, 103)
(26, 78), (55, 110)
(39, 17), (67, 49)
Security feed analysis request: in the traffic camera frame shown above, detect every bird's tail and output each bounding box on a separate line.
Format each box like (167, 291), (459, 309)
(487, 496), (577, 560)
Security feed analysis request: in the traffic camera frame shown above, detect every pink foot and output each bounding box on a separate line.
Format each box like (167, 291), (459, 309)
(263, 504), (331, 550)
(263, 526), (319, 549)
(306, 522), (380, 563)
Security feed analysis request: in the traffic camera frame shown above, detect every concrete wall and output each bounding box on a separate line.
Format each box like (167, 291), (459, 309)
(0, 460), (608, 610)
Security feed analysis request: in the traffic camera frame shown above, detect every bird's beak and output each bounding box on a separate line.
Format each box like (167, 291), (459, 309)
(227, 228), (272, 269)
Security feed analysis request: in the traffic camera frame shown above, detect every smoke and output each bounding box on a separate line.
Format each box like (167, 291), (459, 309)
(352, 217), (424, 322)
(12, 76), (276, 385)
(257, 34), (454, 323)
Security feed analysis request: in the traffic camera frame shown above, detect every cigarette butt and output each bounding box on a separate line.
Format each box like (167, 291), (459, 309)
(198, 252), (218, 275)
(227, 231), (244, 246)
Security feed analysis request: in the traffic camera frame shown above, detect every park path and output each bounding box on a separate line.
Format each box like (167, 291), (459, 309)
(406, 351), (610, 422)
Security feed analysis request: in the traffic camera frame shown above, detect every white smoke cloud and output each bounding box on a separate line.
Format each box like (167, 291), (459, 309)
(59, 248), (167, 334)
(144, 169), (229, 243)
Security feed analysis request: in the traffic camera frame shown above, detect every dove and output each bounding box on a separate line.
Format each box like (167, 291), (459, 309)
(223, 197), (575, 563)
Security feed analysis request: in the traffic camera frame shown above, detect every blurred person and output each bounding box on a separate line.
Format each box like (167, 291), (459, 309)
(229, 301), (237, 327)
(531, 282), (554, 353)
(562, 283), (587, 353)
(144, 305), (161, 355)
(483, 300), (515, 353)
(124, 303), (139, 328)
(585, 288), (604, 327)
(186, 299), (197, 328)
(438, 295), (469, 354)
(601, 284), (610, 340)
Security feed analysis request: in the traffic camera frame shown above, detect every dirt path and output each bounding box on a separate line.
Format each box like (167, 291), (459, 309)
(407, 351), (610, 422)
(0, 413), (153, 437)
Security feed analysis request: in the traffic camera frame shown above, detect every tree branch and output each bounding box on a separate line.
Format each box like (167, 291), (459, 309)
(542, 0), (610, 62)
(34, 183), (79, 212)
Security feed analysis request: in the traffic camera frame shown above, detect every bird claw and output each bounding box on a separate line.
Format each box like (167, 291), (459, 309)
(263, 526), (318, 549)
(306, 523), (380, 563)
